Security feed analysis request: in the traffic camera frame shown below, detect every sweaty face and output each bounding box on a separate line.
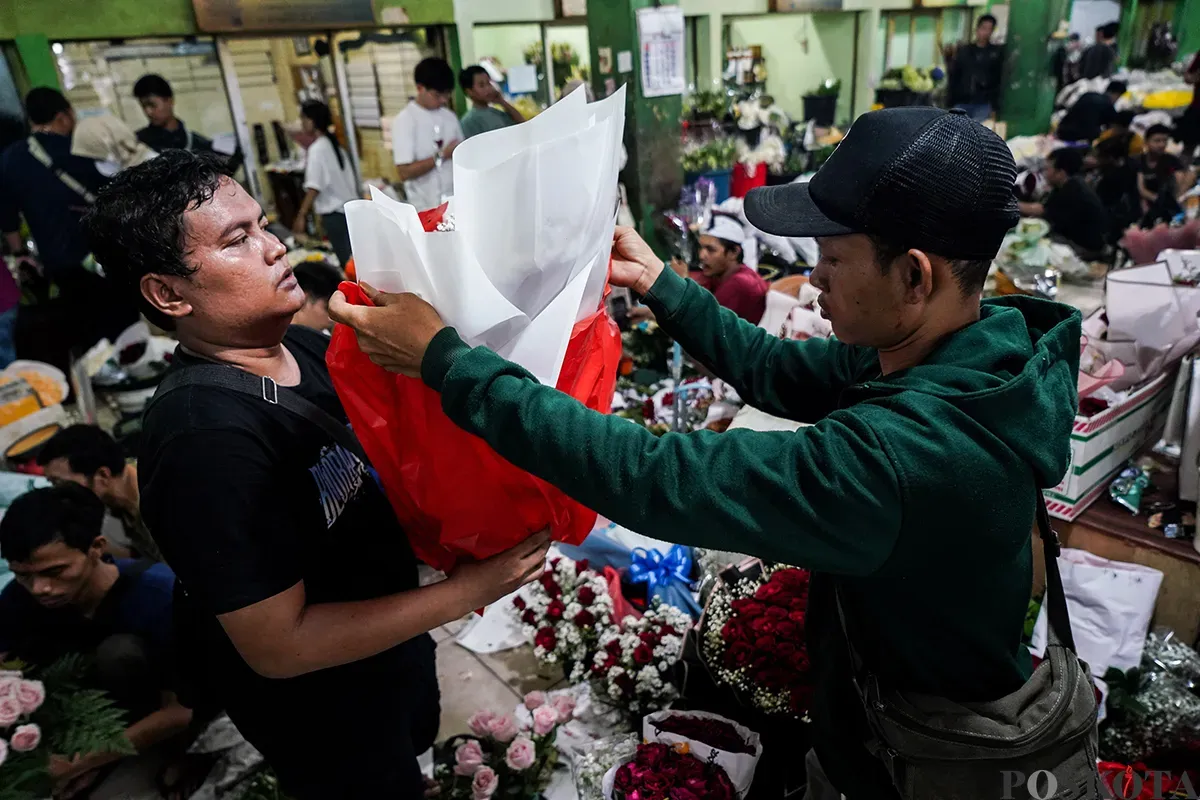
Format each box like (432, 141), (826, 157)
(810, 234), (919, 348)
(139, 95), (173, 127)
(292, 297), (333, 333)
(10, 540), (101, 609)
(157, 178), (303, 344)
(698, 234), (737, 278)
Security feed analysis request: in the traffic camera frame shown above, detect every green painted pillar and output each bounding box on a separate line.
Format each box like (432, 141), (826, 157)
(1117, 0), (1139, 66)
(445, 24), (468, 118)
(1176, 0), (1200, 56)
(588, 0), (684, 243)
(14, 34), (59, 91)
(1000, 0), (1072, 137)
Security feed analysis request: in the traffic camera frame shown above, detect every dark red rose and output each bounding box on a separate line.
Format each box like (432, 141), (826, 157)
(788, 609), (806, 623)
(789, 650), (811, 672)
(522, 609), (537, 625)
(616, 673), (636, 693)
(539, 574), (563, 597)
(656, 714), (754, 755)
(513, 596), (527, 611)
(724, 642), (753, 669)
(640, 631), (658, 645)
(574, 609), (596, 627)
(534, 627), (557, 651)
(731, 598), (766, 617)
(614, 763), (636, 792)
(575, 559), (590, 574)
(765, 605), (789, 620)
(644, 773), (671, 793)
(749, 616), (776, 635)
(777, 641), (797, 657)
(547, 599), (565, 620)
(606, 639), (623, 657)
(638, 743), (672, 770)
(633, 644), (654, 665)
(755, 635), (778, 653)
(670, 788), (701, 800)
(755, 581), (784, 601)
(577, 585), (597, 606)
(772, 568), (808, 590)
(776, 621), (798, 639)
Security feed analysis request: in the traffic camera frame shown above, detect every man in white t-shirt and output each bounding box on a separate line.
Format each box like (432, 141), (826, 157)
(392, 58), (462, 212)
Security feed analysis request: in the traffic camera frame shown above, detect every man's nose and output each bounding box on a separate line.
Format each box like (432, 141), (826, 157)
(809, 266), (829, 293)
(31, 578), (52, 596)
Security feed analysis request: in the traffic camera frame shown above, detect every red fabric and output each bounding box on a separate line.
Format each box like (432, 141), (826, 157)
(603, 566), (642, 625)
(695, 265), (769, 324)
(325, 265), (622, 572)
(730, 162), (768, 198)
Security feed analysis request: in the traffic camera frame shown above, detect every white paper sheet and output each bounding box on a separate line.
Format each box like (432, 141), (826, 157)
(345, 85), (626, 387)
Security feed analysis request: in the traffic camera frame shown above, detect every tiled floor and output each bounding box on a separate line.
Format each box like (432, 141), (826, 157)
(433, 615), (564, 741)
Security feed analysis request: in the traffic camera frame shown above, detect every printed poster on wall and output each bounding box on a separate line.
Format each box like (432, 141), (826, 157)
(636, 6), (686, 99)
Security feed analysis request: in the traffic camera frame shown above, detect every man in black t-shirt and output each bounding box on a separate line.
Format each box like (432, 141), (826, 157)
(947, 15), (1004, 121)
(1079, 22), (1119, 80)
(1137, 124), (1185, 227)
(85, 151), (550, 799)
(1056, 80), (1125, 143)
(1019, 147), (1108, 256)
(1093, 136), (1141, 241)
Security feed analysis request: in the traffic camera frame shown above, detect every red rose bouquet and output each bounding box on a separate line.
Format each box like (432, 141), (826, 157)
(606, 743), (736, 800)
(591, 601), (692, 716)
(516, 556), (615, 684)
(700, 564), (815, 717)
(642, 710), (762, 796)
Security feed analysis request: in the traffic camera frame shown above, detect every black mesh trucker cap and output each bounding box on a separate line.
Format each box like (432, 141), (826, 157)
(744, 107), (1019, 262)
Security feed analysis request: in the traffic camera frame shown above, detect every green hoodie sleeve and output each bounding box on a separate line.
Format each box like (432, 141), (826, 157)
(642, 267), (869, 423)
(422, 329), (903, 576)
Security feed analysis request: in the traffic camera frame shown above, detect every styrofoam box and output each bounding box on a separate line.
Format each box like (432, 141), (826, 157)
(1044, 370), (1173, 520)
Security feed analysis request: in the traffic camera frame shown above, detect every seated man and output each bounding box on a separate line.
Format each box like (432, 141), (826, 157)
(290, 260), (343, 334)
(687, 216), (769, 324)
(1137, 123), (1185, 226)
(37, 424), (162, 561)
(1056, 80), (1125, 143)
(1093, 136), (1141, 241)
(1095, 109), (1144, 157)
(1019, 147), (1109, 257)
(0, 485), (190, 795)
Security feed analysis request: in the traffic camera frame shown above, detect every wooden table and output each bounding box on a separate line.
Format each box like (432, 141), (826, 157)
(1034, 458), (1200, 646)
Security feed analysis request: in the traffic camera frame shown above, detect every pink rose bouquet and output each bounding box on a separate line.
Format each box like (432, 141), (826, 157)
(0, 660), (131, 800)
(433, 700), (567, 799)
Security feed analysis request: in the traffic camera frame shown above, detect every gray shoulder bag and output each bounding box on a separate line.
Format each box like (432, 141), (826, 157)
(836, 498), (1102, 800)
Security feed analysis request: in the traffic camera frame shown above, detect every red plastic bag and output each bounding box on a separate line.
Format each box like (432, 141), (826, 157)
(326, 231), (622, 572)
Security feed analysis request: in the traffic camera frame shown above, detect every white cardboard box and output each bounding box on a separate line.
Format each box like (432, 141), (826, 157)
(1044, 370), (1174, 520)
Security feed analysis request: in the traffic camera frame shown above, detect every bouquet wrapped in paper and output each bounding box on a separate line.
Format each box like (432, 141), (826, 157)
(327, 86), (626, 570)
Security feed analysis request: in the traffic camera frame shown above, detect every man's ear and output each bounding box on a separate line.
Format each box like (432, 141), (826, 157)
(141, 273), (193, 323)
(89, 536), (108, 559)
(904, 249), (935, 302)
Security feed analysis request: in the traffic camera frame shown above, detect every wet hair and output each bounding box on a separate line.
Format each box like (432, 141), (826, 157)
(977, 14), (997, 28)
(25, 87), (71, 126)
(301, 100), (343, 169)
(133, 74), (173, 100)
(1106, 80), (1128, 96)
(1145, 123), (1172, 141)
(36, 425), (125, 477)
(869, 235), (993, 296)
(293, 260), (342, 303)
(85, 149), (233, 329)
(460, 65), (489, 93)
(414, 57), (455, 93)
(1048, 147), (1085, 176)
(0, 485), (105, 563)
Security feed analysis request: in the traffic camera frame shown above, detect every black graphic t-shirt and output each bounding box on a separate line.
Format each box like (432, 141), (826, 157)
(139, 326), (437, 796)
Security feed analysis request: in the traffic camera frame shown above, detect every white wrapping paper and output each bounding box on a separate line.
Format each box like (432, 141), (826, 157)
(345, 85), (627, 386)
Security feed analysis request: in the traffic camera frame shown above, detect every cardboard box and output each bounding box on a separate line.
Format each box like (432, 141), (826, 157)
(1044, 370), (1174, 520)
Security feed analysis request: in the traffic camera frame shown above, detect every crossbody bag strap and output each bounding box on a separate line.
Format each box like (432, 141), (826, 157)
(27, 135), (98, 204)
(147, 364), (370, 466)
(835, 493), (1078, 684)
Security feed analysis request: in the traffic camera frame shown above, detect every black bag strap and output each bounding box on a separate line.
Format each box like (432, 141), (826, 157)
(836, 494), (1076, 680)
(146, 364), (370, 467)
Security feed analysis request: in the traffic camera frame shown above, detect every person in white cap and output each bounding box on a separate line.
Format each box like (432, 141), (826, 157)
(690, 214), (770, 324)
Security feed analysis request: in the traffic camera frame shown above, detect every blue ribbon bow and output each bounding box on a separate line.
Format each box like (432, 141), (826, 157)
(628, 545), (701, 618)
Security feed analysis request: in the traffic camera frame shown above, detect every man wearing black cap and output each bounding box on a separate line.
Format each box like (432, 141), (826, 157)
(329, 108), (1084, 798)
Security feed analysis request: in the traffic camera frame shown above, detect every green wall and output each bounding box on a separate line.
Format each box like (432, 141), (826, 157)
(727, 13), (858, 125)
(474, 23), (543, 71)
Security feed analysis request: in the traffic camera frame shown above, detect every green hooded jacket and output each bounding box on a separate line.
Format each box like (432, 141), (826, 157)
(421, 266), (1082, 797)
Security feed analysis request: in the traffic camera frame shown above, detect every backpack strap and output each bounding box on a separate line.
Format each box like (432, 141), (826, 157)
(145, 364), (370, 466)
(27, 135), (97, 204)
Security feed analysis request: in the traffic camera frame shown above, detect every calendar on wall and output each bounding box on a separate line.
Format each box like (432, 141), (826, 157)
(636, 5), (686, 99)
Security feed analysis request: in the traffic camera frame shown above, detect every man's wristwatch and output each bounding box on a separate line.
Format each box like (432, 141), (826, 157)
(435, 153), (444, 169)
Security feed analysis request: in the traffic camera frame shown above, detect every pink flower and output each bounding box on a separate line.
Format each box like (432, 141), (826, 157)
(0, 737), (7, 767)
(0, 697), (21, 728)
(523, 690), (547, 710)
(472, 766), (499, 799)
(551, 694), (576, 723)
(467, 710), (496, 738)
(532, 705), (559, 736)
(453, 739), (485, 777)
(9, 723), (40, 752)
(488, 714), (519, 743)
(16, 681), (44, 715)
(504, 735), (537, 771)
(0, 677), (17, 700)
